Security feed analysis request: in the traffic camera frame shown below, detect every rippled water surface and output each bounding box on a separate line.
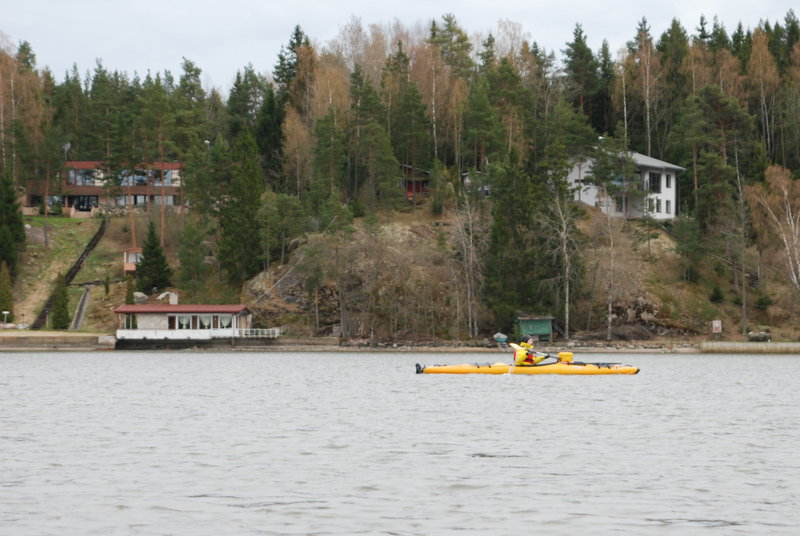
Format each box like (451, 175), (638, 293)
(1, 351), (799, 535)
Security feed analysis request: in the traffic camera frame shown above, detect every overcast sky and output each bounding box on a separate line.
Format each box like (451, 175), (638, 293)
(1, 0), (796, 92)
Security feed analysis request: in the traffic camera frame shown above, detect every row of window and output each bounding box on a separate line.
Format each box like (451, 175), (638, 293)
(648, 198), (672, 214)
(168, 315), (234, 330)
(115, 195), (178, 206)
(121, 314), (236, 330)
(67, 168), (179, 187)
(613, 197), (672, 215)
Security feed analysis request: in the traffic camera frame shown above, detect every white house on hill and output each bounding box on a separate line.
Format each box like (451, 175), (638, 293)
(568, 152), (685, 220)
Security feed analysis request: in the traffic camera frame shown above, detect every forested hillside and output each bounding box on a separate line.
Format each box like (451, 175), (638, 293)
(2, 12), (800, 340)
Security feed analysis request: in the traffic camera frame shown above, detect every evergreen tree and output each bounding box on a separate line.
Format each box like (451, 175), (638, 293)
(50, 273), (71, 329)
(708, 17), (731, 52)
(0, 262), (13, 323)
(312, 107), (347, 198)
(483, 159), (542, 329)
(478, 33), (497, 75)
(348, 67), (399, 207)
(274, 26), (310, 104)
(259, 191), (306, 268)
(255, 83), (284, 190)
(671, 214), (704, 281)
(563, 24), (600, 120)
(177, 217), (210, 290)
(392, 83), (432, 171)
(487, 58), (531, 164)
(594, 40), (617, 135)
(463, 80), (502, 171)
(125, 276), (136, 304)
(428, 14), (475, 79)
(51, 65), (85, 158)
(0, 173), (25, 275)
(656, 19), (691, 154)
(173, 59), (208, 160)
(669, 84), (759, 227)
(219, 131), (265, 283)
(137, 221), (172, 293)
(227, 65), (268, 140)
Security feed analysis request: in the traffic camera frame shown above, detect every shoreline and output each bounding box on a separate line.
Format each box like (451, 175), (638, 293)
(3, 330), (800, 354)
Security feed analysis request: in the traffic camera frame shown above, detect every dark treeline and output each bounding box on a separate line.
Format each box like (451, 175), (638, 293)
(2, 12), (800, 337)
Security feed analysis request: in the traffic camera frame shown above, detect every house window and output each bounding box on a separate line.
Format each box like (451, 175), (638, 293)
(666, 174), (672, 188)
(666, 200), (672, 214)
(648, 198), (656, 213)
(614, 197), (624, 213)
(69, 169), (97, 186)
(633, 171), (642, 191)
(656, 199), (662, 213)
(153, 169), (173, 186)
(648, 172), (661, 193)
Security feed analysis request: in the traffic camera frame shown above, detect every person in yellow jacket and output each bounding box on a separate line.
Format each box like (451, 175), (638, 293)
(514, 339), (548, 366)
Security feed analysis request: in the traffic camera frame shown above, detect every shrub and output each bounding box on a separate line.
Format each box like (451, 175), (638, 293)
(755, 294), (773, 310)
(709, 286), (724, 303)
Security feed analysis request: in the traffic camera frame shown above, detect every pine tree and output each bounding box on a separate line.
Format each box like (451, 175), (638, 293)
(483, 160), (542, 330)
(50, 273), (71, 329)
(392, 83), (432, 171)
(136, 221), (172, 293)
(177, 217), (209, 290)
(227, 65), (268, 140)
(125, 276), (135, 304)
(255, 83), (284, 190)
(312, 107), (347, 198)
(563, 24), (599, 119)
(219, 131), (266, 283)
(463, 80), (502, 171)
(0, 262), (14, 323)
(0, 173), (25, 275)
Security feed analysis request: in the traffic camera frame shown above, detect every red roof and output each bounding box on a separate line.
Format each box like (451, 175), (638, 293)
(114, 304), (250, 314)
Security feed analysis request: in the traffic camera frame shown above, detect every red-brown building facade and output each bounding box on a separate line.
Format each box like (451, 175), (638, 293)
(24, 161), (183, 217)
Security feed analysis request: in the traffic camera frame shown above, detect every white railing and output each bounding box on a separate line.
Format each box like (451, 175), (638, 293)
(239, 328), (281, 338)
(116, 327), (281, 340)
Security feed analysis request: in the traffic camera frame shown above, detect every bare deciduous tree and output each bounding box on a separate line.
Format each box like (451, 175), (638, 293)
(746, 165), (800, 295)
(452, 195), (488, 338)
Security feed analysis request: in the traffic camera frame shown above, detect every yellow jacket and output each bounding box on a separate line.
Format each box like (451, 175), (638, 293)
(514, 347), (547, 366)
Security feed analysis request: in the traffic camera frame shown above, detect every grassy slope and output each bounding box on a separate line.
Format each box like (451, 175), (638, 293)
(16, 215), (156, 332)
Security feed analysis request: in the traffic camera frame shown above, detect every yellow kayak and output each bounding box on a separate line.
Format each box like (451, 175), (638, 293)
(415, 361), (639, 375)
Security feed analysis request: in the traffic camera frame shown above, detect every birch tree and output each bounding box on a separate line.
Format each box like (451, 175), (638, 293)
(747, 28), (780, 160)
(452, 194), (488, 338)
(746, 165), (800, 296)
(535, 142), (583, 339)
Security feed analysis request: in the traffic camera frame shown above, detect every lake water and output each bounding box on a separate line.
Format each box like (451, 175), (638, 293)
(1, 351), (798, 535)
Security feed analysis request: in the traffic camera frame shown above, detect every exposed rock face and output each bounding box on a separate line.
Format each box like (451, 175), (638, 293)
(133, 292), (148, 304)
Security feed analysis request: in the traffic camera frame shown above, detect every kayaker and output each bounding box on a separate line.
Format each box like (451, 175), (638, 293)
(514, 340), (547, 366)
